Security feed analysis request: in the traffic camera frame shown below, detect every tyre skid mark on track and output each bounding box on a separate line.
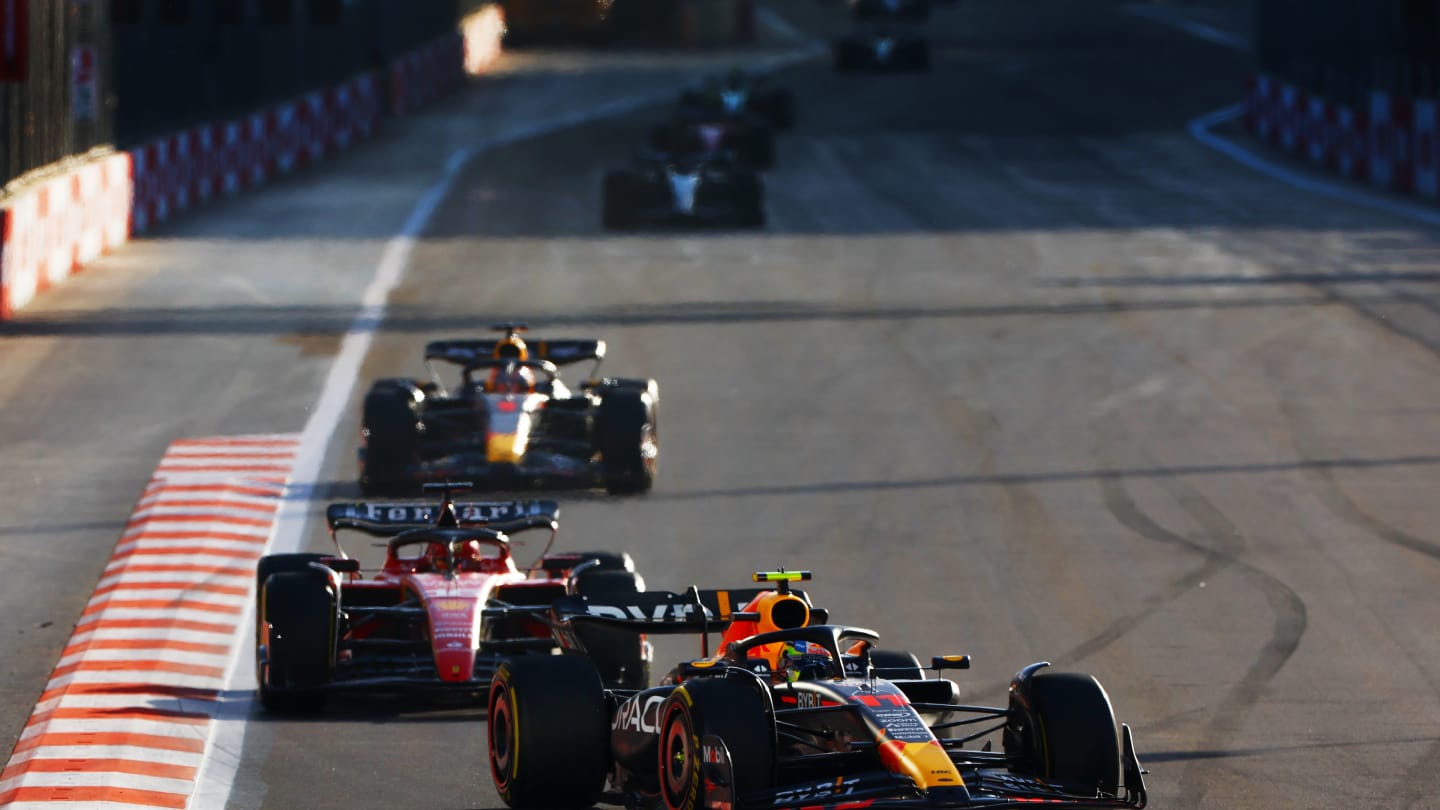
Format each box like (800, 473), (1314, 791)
(1271, 388), (1440, 807)
(1094, 437), (1307, 809)
(0, 436), (298, 809)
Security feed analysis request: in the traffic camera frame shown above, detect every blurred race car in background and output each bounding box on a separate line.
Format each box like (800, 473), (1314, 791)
(603, 150), (765, 230)
(850, 0), (931, 22)
(360, 324), (659, 495)
(650, 114), (775, 169)
(486, 570), (1148, 810)
(676, 71), (795, 131)
(254, 487), (651, 711)
(835, 29), (931, 71)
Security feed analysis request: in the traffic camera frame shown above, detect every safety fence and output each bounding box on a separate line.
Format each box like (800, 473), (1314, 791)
(1247, 72), (1440, 199)
(0, 6), (503, 319)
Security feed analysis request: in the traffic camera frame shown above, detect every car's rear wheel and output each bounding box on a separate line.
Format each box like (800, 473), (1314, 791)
(573, 570), (650, 689)
(257, 570), (336, 713)
(603, 172), (639, 231)
(361, 384), (422, 495)
(596, 387), (658, 494)
(659, 674), (775, 810)
(489, 656), (609, 809)
(1009, 672), (1121, 794)
(732, 175), (766, 229)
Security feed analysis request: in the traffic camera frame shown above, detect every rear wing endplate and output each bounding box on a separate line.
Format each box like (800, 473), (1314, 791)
(553, 587), (810, 634)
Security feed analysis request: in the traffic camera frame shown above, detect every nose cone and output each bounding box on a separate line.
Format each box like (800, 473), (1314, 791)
(435, 647), (479, 683)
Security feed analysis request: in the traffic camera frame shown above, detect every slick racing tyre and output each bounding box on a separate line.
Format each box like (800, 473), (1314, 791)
(258, 570), (336, 713)
(573, 570), (650, 689)
(596, 387), (658, 494)
(489, 656), (609, 809)
(756, 90), (794, 131)
(659, 673), (776, 810)
(603, 172), (640, 231)
(1007, 672), (1121, 794)
(833, 40), (864, 71)
(732, 175), (766, 229)
(906, 40), (932, 71)
(360, 383), (422, 495)
(254, 553), (327, 651)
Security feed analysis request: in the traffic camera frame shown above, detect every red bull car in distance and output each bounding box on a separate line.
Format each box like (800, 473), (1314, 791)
(486, 571), (1147, 810)
(254, 486), (650, 711)
(359, 323), (659, 496)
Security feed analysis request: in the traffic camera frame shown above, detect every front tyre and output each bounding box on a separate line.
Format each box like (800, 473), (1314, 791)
(489, 656), (609, 809)
(659, 674), (775, 810)
(257, 570), (336, 713)
(1007, 672), (1121, 795)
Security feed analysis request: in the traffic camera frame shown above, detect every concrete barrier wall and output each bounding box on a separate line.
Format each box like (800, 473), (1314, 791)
(0, 6), (505, 320)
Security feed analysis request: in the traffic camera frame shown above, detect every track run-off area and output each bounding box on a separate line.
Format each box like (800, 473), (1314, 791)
(3, 1), (1440, 808)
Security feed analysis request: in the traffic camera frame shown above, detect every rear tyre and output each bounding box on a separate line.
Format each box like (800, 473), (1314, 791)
(1010, 672), (1121, 794)
(603, 172), (639, 231)
(834, 42), (861, 71)
(910, 41), (932, 71)
(733, 175), (766, 229)
(489, 656), (609, 809)
(659, 674), (775, 810)
(760, 90), (794, 130)
(596, 387), (658, 494)
(258, 570), (336, 713)
(574, 570), (650, 689)
(360, 385), (422, 495)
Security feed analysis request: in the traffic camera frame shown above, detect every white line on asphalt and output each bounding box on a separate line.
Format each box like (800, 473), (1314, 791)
(1124, 3), (1250, 51)
(191, 39), (824, 809)
(1189, 104), (1440, 228)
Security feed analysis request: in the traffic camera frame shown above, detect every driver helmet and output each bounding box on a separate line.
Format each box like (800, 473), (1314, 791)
(778, 640), (833, 683)
(453, 540), (486, 572)
(422, 542), (452, 573)
(486, 364), (536, 394)
(494, 332), (529, 362)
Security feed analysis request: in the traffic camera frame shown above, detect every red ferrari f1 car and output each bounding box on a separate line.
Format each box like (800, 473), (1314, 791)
(486, 571), (1146, 809)
(253, 485), (650, 711)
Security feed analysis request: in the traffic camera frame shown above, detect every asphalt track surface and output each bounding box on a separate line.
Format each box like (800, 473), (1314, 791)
(4, 1), (1440, 808)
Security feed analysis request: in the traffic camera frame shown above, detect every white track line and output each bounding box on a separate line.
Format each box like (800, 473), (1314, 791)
(192, 39), (824, 809)
(1190, 104), (1440, 228)
(1124, 3), (1250, 51)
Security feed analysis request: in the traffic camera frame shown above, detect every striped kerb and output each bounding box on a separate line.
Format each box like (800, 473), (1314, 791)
(0, 434), (301, 809)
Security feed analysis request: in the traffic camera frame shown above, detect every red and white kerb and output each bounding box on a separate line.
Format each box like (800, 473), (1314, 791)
(0, 434), (300, 809)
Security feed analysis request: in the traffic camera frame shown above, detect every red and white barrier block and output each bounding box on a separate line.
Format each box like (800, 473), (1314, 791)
(0, 153), (132, 318)
(1, 7), (507, 320)
(1240, 74), (1440, 194)
(0, 435), (299, 809)
(132, 74), (383, 234)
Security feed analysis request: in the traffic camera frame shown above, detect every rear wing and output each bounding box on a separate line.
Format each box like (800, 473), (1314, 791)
(552, 586), (814, 634)
(325, 499), (560, 536)
(424, 339), (605, 367)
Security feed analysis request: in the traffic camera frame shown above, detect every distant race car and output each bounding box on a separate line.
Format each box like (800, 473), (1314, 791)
(835, 31), (931, 71)
(677, 72), (795, 130)
(359, 323), (659, 495)
(650, 114), (775, 169)
(254, 486), (652, 711)
(603, 151), (765, 230)
(486, 570), (1148, 810)
(850, 0), (931, 22)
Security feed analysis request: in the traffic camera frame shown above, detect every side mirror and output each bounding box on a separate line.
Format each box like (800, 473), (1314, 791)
(931, 655), (971, 671)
